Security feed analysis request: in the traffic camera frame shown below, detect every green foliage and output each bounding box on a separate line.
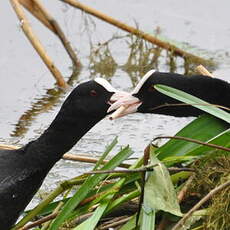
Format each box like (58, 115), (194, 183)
(154, 84), (230, 123)
(13, 85), (230, 230)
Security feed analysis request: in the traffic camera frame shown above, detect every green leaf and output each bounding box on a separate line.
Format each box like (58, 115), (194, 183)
(93, 136), (118, 170)
(154, 84), (230, 123)
(73, 195), (112, 230)
(49, 146), (133, 230)
(143, 147), (182, 217)
(141, 206), (156, 230)
(156, 114), (229, 160)
(73, 153), (143, 229)
(186, 128), (230, 156)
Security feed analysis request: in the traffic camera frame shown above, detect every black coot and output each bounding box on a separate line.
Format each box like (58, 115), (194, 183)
(0, 78), (128, 230)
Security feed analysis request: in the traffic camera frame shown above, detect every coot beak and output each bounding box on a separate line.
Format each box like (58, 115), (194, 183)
(107, 93), (141, 119)
(94, 77), (141, 119)
(108, 69), (156, 119)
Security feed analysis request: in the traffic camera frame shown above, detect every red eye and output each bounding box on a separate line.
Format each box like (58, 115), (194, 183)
(148, 86), (155, 92)
(90, 89), (97, 96)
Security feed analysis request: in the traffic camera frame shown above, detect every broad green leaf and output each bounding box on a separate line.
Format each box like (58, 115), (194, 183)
(49, 146), (133, 230)
(142, 147), (182, 217)
(156, 115), (229, 160)
(186, 128), (230, 156)
(154, 84), (230, 123)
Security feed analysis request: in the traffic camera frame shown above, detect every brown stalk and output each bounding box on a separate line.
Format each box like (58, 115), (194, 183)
(10, 0), (68, 88)
(86, 165), (194, 175)
(153, 136), (230, 152)
(32, 0), (81, 68)
(98, 216), (131, 229)
(18, 213), (58, 230)
(19, 0), (80, 68)
(19, 0), (54, 32)
(0, 144), (130, 168)
(149, 103), (230, 112)
(60, 0), (212, 66)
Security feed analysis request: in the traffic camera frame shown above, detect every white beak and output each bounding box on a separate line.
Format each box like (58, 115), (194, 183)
(107, 92), (141, 119)
(94, 77), (142, 119)
(107, 69), (156, 120)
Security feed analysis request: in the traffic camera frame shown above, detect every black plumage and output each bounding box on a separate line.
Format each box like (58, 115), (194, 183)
(133, 71), (230, 116)
(0, 79), (121, 230)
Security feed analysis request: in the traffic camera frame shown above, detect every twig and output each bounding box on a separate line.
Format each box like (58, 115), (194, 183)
(177, 174), (196, 203)
(60, 0), (212, 66)
(63, 153), (131, 168)
(149, 103), (230, 112)
(98, 216), (131, 229)
(19, 0), (55, 32)
(172, 180), (230, 230)
(40, 201), (64, 230)
(32, 0), (81, 68)
(0, 144), (130, 168)
(153, 136), (230, 152)
(18, 213), (58, 230)
(85, 167), (154, 175)
(10, 0), (68, 88)
(85, 165), (194, 175)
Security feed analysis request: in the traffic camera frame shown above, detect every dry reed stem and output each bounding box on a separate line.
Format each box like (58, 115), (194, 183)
(20, 0), (80, 67)
(19, 0), (54, 32)
(19, 213), (58, 230)
(86, 166), (194, 175)
(10, 0), (68, 88)
(0, 144), (130, 168)
(177, 174), (196, 203)
(98, 216), (131, 230)
(60, 0), (212, 65)
(153, 136), (230, 152)
(32, 0), (81, 67)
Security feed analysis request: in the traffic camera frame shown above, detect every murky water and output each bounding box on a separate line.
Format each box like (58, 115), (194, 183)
(1, 0), (230, 207)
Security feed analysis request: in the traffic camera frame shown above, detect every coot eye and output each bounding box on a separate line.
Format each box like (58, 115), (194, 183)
(90, 89), (97, 96)
(148, 85), (155, 92)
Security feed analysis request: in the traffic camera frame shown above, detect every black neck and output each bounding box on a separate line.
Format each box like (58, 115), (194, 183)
(138, 73), (230, 117)
(26, 106), (101, 167)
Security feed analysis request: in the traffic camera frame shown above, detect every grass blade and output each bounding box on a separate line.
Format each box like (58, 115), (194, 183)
(154, 84), (230, 123)
(49, 146), (133, 230)
(93, 136), (118, 170)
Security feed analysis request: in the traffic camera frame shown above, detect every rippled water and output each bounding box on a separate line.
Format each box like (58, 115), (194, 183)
(0, 0), (230, 207)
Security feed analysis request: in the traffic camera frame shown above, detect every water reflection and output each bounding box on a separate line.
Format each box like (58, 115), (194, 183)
(10, 69), (81, 137)
(9, 29), (215, 139)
